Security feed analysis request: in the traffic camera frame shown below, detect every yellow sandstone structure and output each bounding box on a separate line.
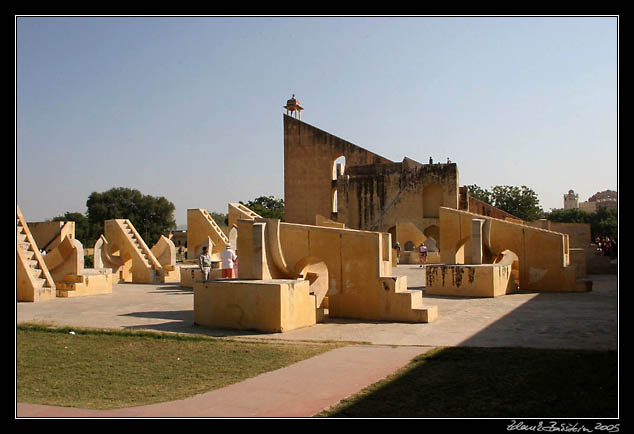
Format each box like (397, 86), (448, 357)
(95, 219), (180, 284)
(17, 206), (56, 302)
(425, 207), (590, 296)
(194, 208), (437, 333)
(44, 235), (115, 297)
(426, 250), (519, 298)
(282, 111), (527, 268)
(17, 206), (114, 300)
(227, 202), (262, 247)
(179, 208), (232, 287)
(195, 279), (317, 333)
(282, 102), (593, 297)
(228, 202), (262, 228)
(150, 235), (181, 282)
(186, 208), (229, 261)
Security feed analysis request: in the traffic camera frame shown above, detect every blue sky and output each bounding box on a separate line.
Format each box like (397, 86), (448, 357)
(16, 16), (618, 227)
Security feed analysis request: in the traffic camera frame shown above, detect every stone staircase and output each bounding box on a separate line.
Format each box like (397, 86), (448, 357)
(201, 209), (229, 244)
(122, 220), (154, 269)
(16, 208), (55, 301)
(187, 208), (231, 262)
(101, 219), (165, 283)
(380, 276), (438, 323)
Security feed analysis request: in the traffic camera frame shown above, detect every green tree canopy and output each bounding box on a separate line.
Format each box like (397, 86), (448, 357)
(465, 184), (492, 204)
(544, 207), (591, 224)
(544, 206), (617, 240)
(240, 196), (285, 220)
(466, 184), (544, 222)
(86, 187), (176, 246)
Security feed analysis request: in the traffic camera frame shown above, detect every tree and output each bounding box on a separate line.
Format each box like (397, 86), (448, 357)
(544, 207), (591, 224)
(86, 187), (176, 246)
(465, 184), (492, 205)
(240, 196), (285, 220)
(489, 185), (544, 222)
(544, 206), (617, 240)
(466, 184), (544, 221)
(589, 207), (618, 240)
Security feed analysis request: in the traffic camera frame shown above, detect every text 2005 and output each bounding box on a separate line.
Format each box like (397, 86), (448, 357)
(594, 423), (619, 433)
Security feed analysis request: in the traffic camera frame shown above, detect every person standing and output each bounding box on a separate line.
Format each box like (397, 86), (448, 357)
(221, 243), (237, 278)
(232, 250), (239, 278)
(418, 243), (428, 268)
(199, 246), (212, 281)
(394, 242), (401, 264)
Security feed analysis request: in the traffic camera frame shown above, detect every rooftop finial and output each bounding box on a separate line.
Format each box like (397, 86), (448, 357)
(284, 94), (304, 120)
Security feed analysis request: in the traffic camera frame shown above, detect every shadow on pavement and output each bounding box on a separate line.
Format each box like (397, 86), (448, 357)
(457, 274), (617, 350)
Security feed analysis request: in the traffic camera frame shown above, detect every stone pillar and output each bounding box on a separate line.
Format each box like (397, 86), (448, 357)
(252, 222), (267, 280)
(472, 219), (486, 265)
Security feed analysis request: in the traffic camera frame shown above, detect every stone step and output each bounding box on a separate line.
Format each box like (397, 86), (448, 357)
(55, 281), (76, 291)
(411, 305), (438, 323)
(64, 274), (85, 283)
(29, 267), (44, 280)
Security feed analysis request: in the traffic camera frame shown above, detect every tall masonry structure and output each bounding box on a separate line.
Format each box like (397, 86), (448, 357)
(283, 96), (461, 248)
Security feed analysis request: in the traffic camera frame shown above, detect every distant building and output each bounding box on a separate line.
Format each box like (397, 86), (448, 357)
(578, 201), (597, 213)
(564, 190), (579, 209)
(588, 190), (618, 210)
(563, 189), (617, 212)
(169, 229), (187, 248)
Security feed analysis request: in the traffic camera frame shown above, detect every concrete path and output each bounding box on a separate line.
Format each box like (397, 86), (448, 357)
(17, 345), (431, 418)
(16, 266), (618, 418)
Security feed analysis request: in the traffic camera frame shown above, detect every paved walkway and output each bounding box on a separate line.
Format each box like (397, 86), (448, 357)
(17, 345), (431, 418)
(16, 267), (618, 418)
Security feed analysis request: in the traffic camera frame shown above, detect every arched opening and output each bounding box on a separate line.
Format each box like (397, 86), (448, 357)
(229, 226), (238, 249)
(293, 257), (330, 313)
(332, 156), (346, 180)
(331, 156), (346, 215)
(423, 225), (440, 250)
(109, 242), (121, 258)
(493, 250), (520, 289)
(423, 184), (444, 218)
(120, 251), (133, 282)
(454, 236), (470, 265)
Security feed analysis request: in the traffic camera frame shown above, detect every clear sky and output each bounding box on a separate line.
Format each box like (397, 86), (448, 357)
(16, 16), (618, 227)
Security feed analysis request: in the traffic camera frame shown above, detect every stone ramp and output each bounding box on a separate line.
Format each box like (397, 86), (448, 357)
(16, 345), (431, 418)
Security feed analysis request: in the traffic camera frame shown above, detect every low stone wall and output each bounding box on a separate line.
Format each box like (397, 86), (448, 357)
(426, 263), (516, 298)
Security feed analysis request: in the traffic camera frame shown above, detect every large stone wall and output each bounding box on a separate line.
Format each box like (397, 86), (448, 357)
(283, 114), (391, 226)
(338, 160), (460, 234)
(283, 115), (460, 244)
(525, 220), (592, 249)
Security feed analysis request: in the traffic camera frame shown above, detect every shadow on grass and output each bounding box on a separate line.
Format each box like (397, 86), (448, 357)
(321, 274), (618, 418)
(320, 346), (617, 418)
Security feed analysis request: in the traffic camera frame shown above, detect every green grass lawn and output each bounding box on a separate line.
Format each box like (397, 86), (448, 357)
(16, 324), (341, 410)
(317, 346), (618, 418)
